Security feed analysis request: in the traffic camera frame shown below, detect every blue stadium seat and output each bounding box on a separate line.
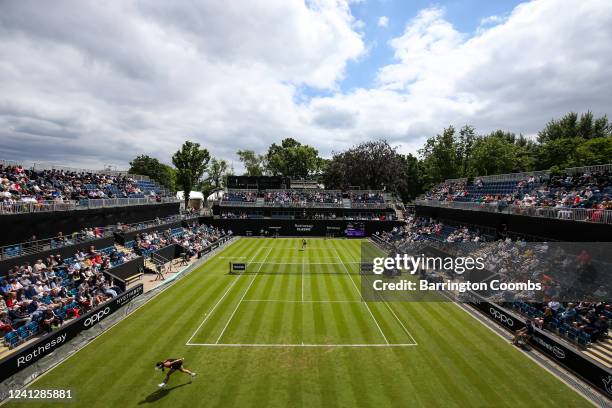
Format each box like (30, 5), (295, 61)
(3, 331), (21, 348)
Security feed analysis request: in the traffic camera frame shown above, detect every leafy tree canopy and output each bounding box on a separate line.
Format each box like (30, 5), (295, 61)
(128, 155), (176, 192)
(172, 141), (210, 207)
(236, 150), (266, 176)
(265, 138), (324, 179)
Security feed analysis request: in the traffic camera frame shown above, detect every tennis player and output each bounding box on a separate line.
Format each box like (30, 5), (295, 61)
(155, 358), (197, 388)
(301, 239), (307, 250)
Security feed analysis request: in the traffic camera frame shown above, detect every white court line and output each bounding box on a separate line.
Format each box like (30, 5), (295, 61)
(242, 299), (362, 303)
(380, 301), (419, 345)
(243, 261), (360, 265)
(333, 247), (389, 345)
(215, 246), (273, 344)
(301, 256), (305, 301)
(356, 247), (418, 345)
(186, 243), (265, 345)
(186, 343), (418, 347)
(255, 247), (333, 250)
(361, 247), (419, 345)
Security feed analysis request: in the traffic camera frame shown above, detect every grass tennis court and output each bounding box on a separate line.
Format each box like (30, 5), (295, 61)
(187, 239), (416, 347)
(7, 238), (590, 407)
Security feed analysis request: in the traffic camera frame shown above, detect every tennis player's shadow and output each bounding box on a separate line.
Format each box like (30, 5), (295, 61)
(138, 382), (191, 404)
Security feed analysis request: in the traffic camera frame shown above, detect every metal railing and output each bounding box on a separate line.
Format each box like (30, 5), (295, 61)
(0, 159), (22, 167)
(1, 158), (158, 182)
(115, 214), (189, 233)
(564, 163), (612, 175)
(218, 201), (259, 207)
(0, 229), (116, 261)
(346, 189), (385, 194)
(414, 199), (612, 224)
(0, 197), (180, 215)
(0, 212), (199, 260)
(29, 162), (128, 175)
(349, 202), (391, 209)
(217, 199), (392, 209)
(442, 164), (612, 184)
(226, 188), (259, 193)
(264, 188), (343, 193)
(0, 201), (77, 214)
(477, 170), (550, 182)
(264, 201), (344, 208)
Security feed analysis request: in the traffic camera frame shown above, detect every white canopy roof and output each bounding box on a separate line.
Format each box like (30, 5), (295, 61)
(176, 191), (204, 200)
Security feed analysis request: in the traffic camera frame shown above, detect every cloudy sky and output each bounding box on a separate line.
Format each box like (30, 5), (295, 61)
(0, 0), (611, 171)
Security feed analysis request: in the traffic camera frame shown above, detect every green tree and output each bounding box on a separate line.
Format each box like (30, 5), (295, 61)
(207, 158), (228, 190)
(419, 126), (460, 187)
(128, 155), (176, 192)
(468, 134), (519, 176)
(537, 112), (611, 169)
(198, 158), (229, 205)
(322, 140), (410, 199)
(573, 137), (612, 166)
(457, 125), (476, 177)
(236, 150), (266, 176)
(402, 153), (425, 200)
(265, 138), (323, 178)
(466, 131), (535, 176)
(172, 141), (210, 207)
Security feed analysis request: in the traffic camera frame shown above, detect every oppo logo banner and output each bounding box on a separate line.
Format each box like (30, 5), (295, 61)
(489, 308), (514, 327)
(84, 307), (111, 327)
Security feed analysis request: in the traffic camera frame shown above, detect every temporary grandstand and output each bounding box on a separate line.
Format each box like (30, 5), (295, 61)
(0, 159), (178, 215)
(417, 163), (612, 224)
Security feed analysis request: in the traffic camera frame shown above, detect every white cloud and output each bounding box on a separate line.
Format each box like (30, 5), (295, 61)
(310, 0), (612, 149)
(377, 16), (389, 28)
(0, 0), (611, 171)
(479, 15), (505, 27)
(0, 0), (365, 167)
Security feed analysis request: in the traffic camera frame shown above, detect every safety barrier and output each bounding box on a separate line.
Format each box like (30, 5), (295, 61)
(0, 230), (114, 261)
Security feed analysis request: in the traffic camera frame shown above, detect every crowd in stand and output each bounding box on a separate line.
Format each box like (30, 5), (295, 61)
(131, 222), (230, 259)
(524, 301), (610, 343)
(378, 215), (486, 246)
(0, 164), (167, 205)
(220, 210), (395, 220)
(223, 192), (257, 202)
(220, 211), (251, 219)
(218, 190), (390, 211)
(115, 215), (185, 233)
(350, 192), (385, 203)
(1, 245), (130, 346)
(172, 224), (229, 258)
(376, 216), (610, 346)
(264, 190), (343, 205)
(0, 218), (231, 349)
(2, 227), (109, 261)
(423, 171), (612, 213)
(2, 215), (200, 261)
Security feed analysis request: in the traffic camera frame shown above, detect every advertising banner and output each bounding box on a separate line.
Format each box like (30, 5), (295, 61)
(467, 293), (612, 399)
(0, 284), (143, 383)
